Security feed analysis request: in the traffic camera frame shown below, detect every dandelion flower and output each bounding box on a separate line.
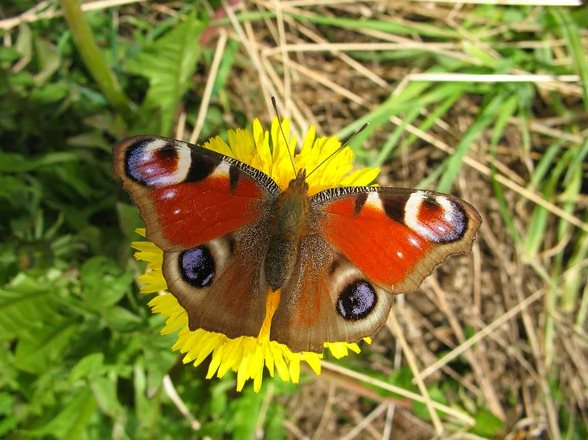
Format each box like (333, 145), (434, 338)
(132, 118), (379, 392)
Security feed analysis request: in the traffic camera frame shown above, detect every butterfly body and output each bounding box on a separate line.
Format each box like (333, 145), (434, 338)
(265, 171), (311, 290)
(115, 135), (481, 352)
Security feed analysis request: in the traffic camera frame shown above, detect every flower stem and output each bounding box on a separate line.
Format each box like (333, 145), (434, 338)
(61, 0), (130, 113)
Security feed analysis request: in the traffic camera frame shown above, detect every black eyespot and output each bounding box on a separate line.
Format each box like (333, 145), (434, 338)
(125, 140), (180, 186)
(179, 246), (215, 288)
(336, 280), (377, 320)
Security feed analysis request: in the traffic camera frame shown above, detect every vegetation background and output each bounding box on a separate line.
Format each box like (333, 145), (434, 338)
(1, 0), (587, 438)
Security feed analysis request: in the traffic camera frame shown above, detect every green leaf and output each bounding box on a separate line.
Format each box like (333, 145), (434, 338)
(25, 388), (96, 440)
(90, 375), (123, 418)
(81, 256), (134, 309)
(102, 306), (142, 331)
(14, 23), (33, 70)
(0, 176), (31, 202)
(551, 9), (588, 109)
(462, 41), (498, 68)
(264, 403), (286, 440)
(125, 14), (205, 135)
(0, 151), (79, 173)
(228, 386), (265, 440)
(0, 274), (56, 340)
(62, 0), (130, 113)
(70, 353), (106, 381)
(132, 361), (158, 436)
(288, 13), (459, 39)
(0, 392), (18, 437)
(471, 409), (505, 437)
(116, 202), (143, 240)
(33, 38), (61, 85)
(413, 387), (447, 421)
(0, 46), (21, 66)
(30, 82), (70, 103)
(438, 92), (504, 192)
(14, 320), (77, 373)
(141, 333), (177, 390)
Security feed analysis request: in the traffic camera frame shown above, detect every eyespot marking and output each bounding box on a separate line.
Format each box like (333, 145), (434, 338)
(125, 139), (191, 186)
(405, 191), (467, 243)
(180, 246), (215, 288)
(336, 280), (377, 320)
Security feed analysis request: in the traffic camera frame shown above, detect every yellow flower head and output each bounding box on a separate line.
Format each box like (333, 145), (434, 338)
(132, 118), (380, 392)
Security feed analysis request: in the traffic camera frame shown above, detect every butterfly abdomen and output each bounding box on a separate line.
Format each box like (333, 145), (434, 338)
(264, 176), (311, 290)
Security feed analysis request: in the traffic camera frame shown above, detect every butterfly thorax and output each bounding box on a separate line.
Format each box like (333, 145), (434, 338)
(264, 170), (311, 291)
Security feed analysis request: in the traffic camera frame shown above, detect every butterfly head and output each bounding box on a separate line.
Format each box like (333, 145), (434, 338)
(288, 168), (309, 193)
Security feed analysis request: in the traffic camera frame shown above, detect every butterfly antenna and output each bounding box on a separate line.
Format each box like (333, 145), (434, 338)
(305, 122), (369, 179)
(271, 96), (297, 177)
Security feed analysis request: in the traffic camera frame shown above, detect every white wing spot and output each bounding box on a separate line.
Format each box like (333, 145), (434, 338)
(161, 189), (177, 200)
(213, 162), (231, 177)
(365, 192), (383, 210)
(408, 236), (421, 248)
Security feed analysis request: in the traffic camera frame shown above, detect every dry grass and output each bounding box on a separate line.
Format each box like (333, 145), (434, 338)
(4, 0), (585, 437)
(187, 1), (588, 438)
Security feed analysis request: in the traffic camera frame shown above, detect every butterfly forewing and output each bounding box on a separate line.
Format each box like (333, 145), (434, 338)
(114, 136), (280, 251)
(311, 187), (481, 293)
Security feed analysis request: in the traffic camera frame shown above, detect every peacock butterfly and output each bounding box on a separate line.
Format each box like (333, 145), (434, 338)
(113, 130), (481, 353)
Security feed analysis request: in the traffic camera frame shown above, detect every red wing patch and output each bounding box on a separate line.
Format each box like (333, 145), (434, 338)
(315, 188), (481, 293)
(152, 176), (266, 248)
(321, 196), (433, 288)
(114, 136), (278, 251)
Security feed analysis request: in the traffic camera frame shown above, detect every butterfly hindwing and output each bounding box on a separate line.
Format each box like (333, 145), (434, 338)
(270, 234), (394, 352)
(162, 224), (272, 340)
(114, 136), (280, 251)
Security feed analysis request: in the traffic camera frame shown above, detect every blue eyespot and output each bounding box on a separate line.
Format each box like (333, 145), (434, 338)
(336, 280), (377, 320)
(180, 246), (215, 288)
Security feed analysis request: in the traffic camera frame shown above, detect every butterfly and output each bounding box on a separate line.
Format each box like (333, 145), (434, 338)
(114, 133), (481, 353)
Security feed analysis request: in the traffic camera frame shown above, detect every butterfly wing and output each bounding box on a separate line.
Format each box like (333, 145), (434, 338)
(271, 187), (481, 352)
(270, 234), (395, 352)
(162, 225), (272, 339)
(114, 136), (279, 338)
(114, 136), (280, 251)
(314, 187), (481, 292)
